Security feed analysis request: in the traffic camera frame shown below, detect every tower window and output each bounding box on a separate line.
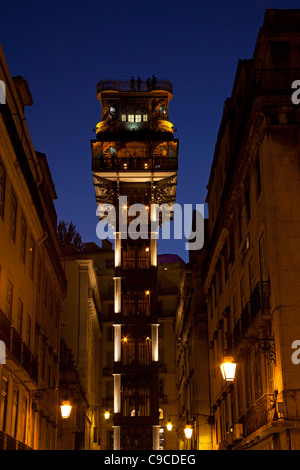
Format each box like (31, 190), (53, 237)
(121, 114), (126, 122)
(135, 114), (141, 122)
(128, 115), (134, 122)
(143, 114), (148, 122)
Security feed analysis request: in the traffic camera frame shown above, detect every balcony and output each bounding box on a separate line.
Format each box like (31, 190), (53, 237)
(0, 310), (38, 383)
(97, 77), (173, 94)
(227, 282), (271, 356)
(238, 393), (277, 438)
(92, 156), (178, 173)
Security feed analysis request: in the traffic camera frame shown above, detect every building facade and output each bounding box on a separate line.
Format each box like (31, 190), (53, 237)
(91, 77), (178, 449)
(203, 9), (300, 450)
(174, 222), (213, 450)
(0, 45), (67, 449)
(58, 250), (103, 450)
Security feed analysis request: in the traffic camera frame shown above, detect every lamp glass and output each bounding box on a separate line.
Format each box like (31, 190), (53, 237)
(166, 421), (173, 431)
(184, 424), (193, 439)
(220, 357), (236, 381)
(104, 411), (110, 420)
(61, 400), (72, 419)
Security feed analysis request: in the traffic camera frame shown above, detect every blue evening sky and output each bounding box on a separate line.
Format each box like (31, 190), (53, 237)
(0, 0), (298, 262)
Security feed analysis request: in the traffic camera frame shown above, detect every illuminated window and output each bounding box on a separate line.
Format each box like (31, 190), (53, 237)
(135, 114), (141, 122)
(128, 115), (134, 122)
(121, 114), (126, 122)
(143, 114), (148, 122)
(159, 408), (164, 419)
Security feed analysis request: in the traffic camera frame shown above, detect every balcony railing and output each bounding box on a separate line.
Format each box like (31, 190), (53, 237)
(97, 77), (173, 94)
(238, 393), (276, 438)
(227, 281), (271, 353)
(0, 309), (38, 383)
(92, 156), (178, 172)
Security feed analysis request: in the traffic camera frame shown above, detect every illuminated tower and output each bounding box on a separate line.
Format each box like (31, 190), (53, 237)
(91, 77), (178, 450)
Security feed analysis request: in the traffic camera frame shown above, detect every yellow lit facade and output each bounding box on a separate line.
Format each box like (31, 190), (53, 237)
(203, 10), (300, 450)
(0, 44), (67, 449)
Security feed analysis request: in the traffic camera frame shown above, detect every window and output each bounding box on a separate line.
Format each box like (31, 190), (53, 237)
(259, 233), (267, 282)
(6, 279), (13, 321)
(0, 163), (5, 219)
(0, 376), (8, 432)
(10, 192), (17, 242)
(26, 314), (31, 347)
(128, 114), (134, 122)
(135, 114), (141, 122)
(16, 298), (23, 336)
(121, 114), (126, 122)
(159, 427), (164, 450)
(11, 386), (19, 438)
(248, 256), (255, 294)
(143, 114), (148, 122)
(20, 217), (27, 263)
(254, 346), (262, 400)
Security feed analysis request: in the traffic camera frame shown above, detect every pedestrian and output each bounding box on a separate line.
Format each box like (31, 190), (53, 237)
(130, 76), (135, 91)
(151, 74), (156, 89)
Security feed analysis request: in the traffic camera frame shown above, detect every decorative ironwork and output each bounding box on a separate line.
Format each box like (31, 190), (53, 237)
(97, 78), (173, 94)
(240, 393), (277, 437)
(92, 156), (177, 172)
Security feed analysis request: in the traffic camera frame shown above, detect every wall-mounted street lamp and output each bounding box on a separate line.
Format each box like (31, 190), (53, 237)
(104, 410), (111, 420)
(220, 337), (276, 383)
(166, 415), (177, 432)
(184, 423), (193, 440)
(220, 356), (237, 382)
(61, 400), (72, 419)
(30, 387), (73, 419)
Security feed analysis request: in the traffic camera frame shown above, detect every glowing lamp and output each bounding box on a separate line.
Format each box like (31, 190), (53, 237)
(220, 357), (236, 382)
(60, 400), (72, 419)
(184, 424), (193, 439)
(166, 421), (173, 431)
(104, 411), (110, 420)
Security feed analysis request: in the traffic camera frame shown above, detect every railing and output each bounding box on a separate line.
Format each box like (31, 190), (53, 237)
(97, 77), (173, 94)
(92, 156), (178, 172)
(0, 309), (38, 383)
(238, 393), (276, 437)
(227, 281), (271, 351)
